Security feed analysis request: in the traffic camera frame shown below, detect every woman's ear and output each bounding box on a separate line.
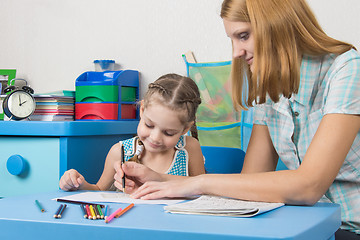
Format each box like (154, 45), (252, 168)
(182, 121), (194, 135)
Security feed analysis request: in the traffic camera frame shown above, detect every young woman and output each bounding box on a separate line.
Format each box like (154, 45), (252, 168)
(119, 0), (360, 238)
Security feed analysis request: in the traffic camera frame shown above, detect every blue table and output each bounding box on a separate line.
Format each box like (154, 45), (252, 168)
(0, 191), (340, 240)
(0, 121), (138, 197)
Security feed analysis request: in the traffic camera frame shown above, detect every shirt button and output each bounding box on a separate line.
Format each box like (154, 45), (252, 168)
(294, 112), (299, 117)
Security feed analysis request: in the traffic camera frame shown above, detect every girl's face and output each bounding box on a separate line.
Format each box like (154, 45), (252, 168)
(137, 102), (190, 153)
(223, 19), (255, 72)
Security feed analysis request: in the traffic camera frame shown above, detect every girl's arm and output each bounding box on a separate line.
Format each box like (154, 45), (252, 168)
(185, 136), (206, 176)
(93, 142), (122, 191)
(131, 113), (359, 205)
(59, 143), (120, 191)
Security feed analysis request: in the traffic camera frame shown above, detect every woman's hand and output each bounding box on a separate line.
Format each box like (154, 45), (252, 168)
(59, 169), (85, 191)
(130, 176), (203, 200)
(113, 161), (163, 194)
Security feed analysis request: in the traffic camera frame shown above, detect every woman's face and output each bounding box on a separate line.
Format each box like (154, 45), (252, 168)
(223, 19), (254, 72)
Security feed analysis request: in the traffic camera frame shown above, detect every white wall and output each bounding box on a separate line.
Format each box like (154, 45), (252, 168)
(1, 0), (359, 98)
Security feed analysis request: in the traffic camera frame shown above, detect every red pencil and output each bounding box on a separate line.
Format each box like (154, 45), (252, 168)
(115, 203), (134, 218)
(85, 205), (92, 219)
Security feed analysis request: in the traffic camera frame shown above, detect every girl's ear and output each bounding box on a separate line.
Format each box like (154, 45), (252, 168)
(182, 121), (194, 135)
(139, 100), (145, 118)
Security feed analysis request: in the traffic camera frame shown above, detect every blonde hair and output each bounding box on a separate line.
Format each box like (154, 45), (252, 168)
(143, 73), (202, 139)
(221, 0), (354, 109)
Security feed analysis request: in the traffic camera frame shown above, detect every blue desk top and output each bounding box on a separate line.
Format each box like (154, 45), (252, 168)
(0, 191), (340, 240)
(0, 120), (139, 136)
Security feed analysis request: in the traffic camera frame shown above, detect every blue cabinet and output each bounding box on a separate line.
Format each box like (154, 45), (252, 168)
(0, 121), (138, 197)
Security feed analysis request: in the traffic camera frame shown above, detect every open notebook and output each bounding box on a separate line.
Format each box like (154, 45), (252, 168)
(164, 195), (284, 217)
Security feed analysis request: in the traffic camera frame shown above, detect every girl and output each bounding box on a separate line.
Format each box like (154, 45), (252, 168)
(121, 0), (360, 238)
(59, 73), (205, 191)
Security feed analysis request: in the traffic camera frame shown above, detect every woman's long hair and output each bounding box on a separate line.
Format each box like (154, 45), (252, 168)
(221, 0), (354, 109)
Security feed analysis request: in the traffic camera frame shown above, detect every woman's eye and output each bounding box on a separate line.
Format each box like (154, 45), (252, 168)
(238, 32), (249, 41)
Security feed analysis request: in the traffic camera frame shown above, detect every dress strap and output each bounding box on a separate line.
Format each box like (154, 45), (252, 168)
(175, 135), (186, 150)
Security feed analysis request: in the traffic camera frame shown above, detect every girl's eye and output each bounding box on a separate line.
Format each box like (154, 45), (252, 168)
(145, 123), (154, 128)
(164, 132), (176, 137)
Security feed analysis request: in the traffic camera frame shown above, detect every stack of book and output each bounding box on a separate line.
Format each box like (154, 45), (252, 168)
(31, 91), (75, 121)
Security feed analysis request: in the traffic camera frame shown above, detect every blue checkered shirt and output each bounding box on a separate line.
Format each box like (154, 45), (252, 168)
(254, 49), (360, 233)
(121, 135), (189, 176)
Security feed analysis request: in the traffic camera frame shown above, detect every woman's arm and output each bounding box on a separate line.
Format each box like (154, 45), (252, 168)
(241, 124), (279, 173)
(185, 136), (206, 176)
(131, 114), (360, 205)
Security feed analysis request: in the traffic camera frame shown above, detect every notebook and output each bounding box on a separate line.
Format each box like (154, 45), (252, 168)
(164, 195), (284, 217)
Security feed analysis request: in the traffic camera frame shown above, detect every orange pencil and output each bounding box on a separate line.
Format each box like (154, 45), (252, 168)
(115, 203), (134, 218)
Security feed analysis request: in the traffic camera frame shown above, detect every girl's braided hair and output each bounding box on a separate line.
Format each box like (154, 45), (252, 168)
(143, 73), (202, 140)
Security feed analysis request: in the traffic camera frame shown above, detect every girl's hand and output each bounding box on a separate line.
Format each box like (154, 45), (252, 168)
(113, 161), (162, 194)
(130, 176), (202, 200)
(59, 169), (85, 191)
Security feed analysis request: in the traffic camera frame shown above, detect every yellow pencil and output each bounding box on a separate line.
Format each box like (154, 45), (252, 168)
(89, 205), (97, 220)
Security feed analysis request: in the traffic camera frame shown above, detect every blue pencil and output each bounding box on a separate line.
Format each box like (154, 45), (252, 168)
(57, 204), (67, 218)
(53, 204), (63, 218)
(104, 205), (109, 220)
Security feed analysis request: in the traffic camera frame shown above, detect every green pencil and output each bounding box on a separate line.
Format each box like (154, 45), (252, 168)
(35, 200), (45, 213)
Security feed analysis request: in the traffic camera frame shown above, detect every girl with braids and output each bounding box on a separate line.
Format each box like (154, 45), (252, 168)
(59, 73), (205, 192)
(117, 0), (360, 238)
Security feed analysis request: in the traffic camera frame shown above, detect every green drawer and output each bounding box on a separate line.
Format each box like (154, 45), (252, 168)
(76, 85), (118, 103)
(121, 87), (137, 102)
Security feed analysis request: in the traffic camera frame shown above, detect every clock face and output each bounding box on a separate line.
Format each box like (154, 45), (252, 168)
(5, 91), (36, 119)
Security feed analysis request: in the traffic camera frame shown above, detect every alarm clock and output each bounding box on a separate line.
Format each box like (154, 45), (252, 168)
(2, 83), (36, 121)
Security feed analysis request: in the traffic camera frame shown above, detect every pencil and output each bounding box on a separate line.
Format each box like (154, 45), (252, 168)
(97, 205), (104, 219)
(56, 199), (105, 208)
(53, 204), (62, 218)
(80, 204), (87, 219)
(104, 205), (109, 220)
(53, 204), (63, 218)
(89, 205), (97, 220)
(105, 207), (123, 224)
(85, 205), (92, 220)
(121, 144), (125, 190)
(93, 204), (100, 219)
(57, 204), (67, 218)
(115, 203), (134, 218)
(35, 200), (45, 213)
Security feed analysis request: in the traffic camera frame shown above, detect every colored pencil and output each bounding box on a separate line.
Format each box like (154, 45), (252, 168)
(89, 205), (97, 220)
(104, 205), (109, 220)
(121, 144), (125, 190)
(85, 205), (92, 220)
(97, 205), (104, 219)
(80, 204), (87, 219)
(54, 204), (63, 218)
(93, 205), (100, 219)
(35, 200), (45, 213)
(56, 199), (105, 208)
(57, 204), (67, 218)
(105, 207), (123, 224)
(115, 203), (134, 218)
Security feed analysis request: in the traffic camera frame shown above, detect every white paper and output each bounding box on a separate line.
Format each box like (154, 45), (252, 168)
(164, 195), (284, 217)
(54, 191), (186, 205)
